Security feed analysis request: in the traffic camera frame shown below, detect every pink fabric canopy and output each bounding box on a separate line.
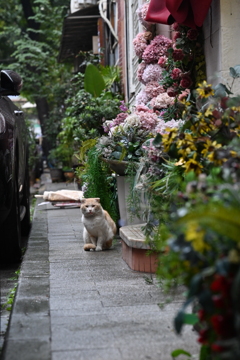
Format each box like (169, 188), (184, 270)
(145, 0), (213, 28)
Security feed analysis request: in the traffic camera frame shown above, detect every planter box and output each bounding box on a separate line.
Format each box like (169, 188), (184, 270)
(120, 224), (158, 273)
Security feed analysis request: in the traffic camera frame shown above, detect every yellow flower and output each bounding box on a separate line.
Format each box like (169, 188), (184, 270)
(162, 128), (178, 152)
(196, 81), (214, 98)
(204, 104), (214, 117)
(231, 106), (240, 112)
(182, 154), (203, 175)
(175, 158), (185, 166)
(185, 221), (210, 253)
(178, 147), (192, 157)
(230, 150), (238, 157)
(176, 133), (197, 152)
(191, 114), (214, 134)
(207, 152), (225, 165)
(201, 139), (222, 157)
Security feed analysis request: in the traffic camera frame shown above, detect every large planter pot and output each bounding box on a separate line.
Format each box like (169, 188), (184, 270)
(100, 158), (129, 176)
(117, 176), (145, 226)
(63, 170), (75, 182)
(50, 168), (63, 183)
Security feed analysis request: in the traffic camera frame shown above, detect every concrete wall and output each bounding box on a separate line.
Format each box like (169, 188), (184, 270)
(204, 0), (240, 94)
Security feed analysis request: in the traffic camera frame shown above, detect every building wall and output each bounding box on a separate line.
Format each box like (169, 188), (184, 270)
(204, 0), (240, 94)
(117, 0), (127, 98)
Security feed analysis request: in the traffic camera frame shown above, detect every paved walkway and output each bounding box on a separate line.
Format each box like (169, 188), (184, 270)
(1, 180), (199, 360)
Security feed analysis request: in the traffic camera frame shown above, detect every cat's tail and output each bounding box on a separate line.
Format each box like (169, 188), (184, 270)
(83, 244), (96, 251)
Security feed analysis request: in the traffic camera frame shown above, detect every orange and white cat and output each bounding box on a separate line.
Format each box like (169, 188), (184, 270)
(81, 198), (117, 251)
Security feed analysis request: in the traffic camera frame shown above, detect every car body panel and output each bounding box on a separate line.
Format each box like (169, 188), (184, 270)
(0, 78), (28, 226)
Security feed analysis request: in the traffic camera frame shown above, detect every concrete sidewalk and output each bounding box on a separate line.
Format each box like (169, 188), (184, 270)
(1, 181), (200, 360)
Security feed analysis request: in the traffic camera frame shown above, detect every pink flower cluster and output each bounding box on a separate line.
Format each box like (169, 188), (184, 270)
(111, 112), (128, 127)
(136, 3), (153, 30)
(133, 32), (152, 58)
(142, 64), (163, 84)
(137, 62), (147, 83)
(145, 81), (165, 99)
(136, 110), (159, 131)
(135, 81), (165, 106)
(154, 118), (184, 135)
(135, 90), (149, 106)
(142, 138), (163, 163)
(142, 35), (172, 63)
(150, 93), (175, 109)
(103, 112), (128, 133)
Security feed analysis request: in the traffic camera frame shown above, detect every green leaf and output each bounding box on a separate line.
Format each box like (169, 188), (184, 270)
(84, 63), (106, 97)
(171, 349), (191, 358)
(183, 313), (198, 325)
(199, 345), (211, 360)
(174, 310), (185, 334)
(174, 298), (195, 334)
(101, 91), (114, 100)
(214, 83), (232, 97)
(188, 273), (202, 298)
(152, 133), (162, 146)
(230, 65), (240, 78)
(178, 204), (240, 243)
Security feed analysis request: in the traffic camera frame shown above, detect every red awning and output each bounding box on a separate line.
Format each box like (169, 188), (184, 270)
(145, 0), (213, 28)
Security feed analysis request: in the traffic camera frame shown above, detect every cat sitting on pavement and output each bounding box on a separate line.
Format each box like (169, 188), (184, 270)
(81, 198), (117, 251)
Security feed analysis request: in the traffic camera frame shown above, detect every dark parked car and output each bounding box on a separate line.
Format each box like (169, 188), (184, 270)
(0, 70), (31, 264)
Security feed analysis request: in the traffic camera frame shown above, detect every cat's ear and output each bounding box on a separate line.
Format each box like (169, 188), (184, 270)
(95, 198), (100, 203)
(81, 198), (86, 204)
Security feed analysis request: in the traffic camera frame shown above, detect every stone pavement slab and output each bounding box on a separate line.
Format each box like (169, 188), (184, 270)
(1, 182), (200, 360)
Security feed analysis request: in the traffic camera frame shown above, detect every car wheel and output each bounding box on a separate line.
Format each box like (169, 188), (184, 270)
(0, 177), (22, 264)
(21, 163), (31, 236)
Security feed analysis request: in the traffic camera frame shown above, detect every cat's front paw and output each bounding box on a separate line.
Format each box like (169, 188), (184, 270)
(95, 246), (102, 251)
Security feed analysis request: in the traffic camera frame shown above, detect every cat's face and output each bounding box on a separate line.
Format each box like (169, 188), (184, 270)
(81, 198), (102, 217)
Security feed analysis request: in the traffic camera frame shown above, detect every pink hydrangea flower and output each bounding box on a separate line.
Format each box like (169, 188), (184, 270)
(171, 68), (182, 80)
(142, 35), (172, 63)
(137, 62), (147, 84)
(136, 110), (159, 131)
(135, 104), (152, 112)
(133, 33), (149, 58)
(135, 89), (149, 105)
(145, 81), (165, 99)
(111, 112), (128, 127)
(150, 92), (175, 109)
(142, 64), (163, 83)
(155, 119), (184, 135)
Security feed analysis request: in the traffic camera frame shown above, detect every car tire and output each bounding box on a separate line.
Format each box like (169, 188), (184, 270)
(0, 177), (22, 265)
(21, 163), (31, 236)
